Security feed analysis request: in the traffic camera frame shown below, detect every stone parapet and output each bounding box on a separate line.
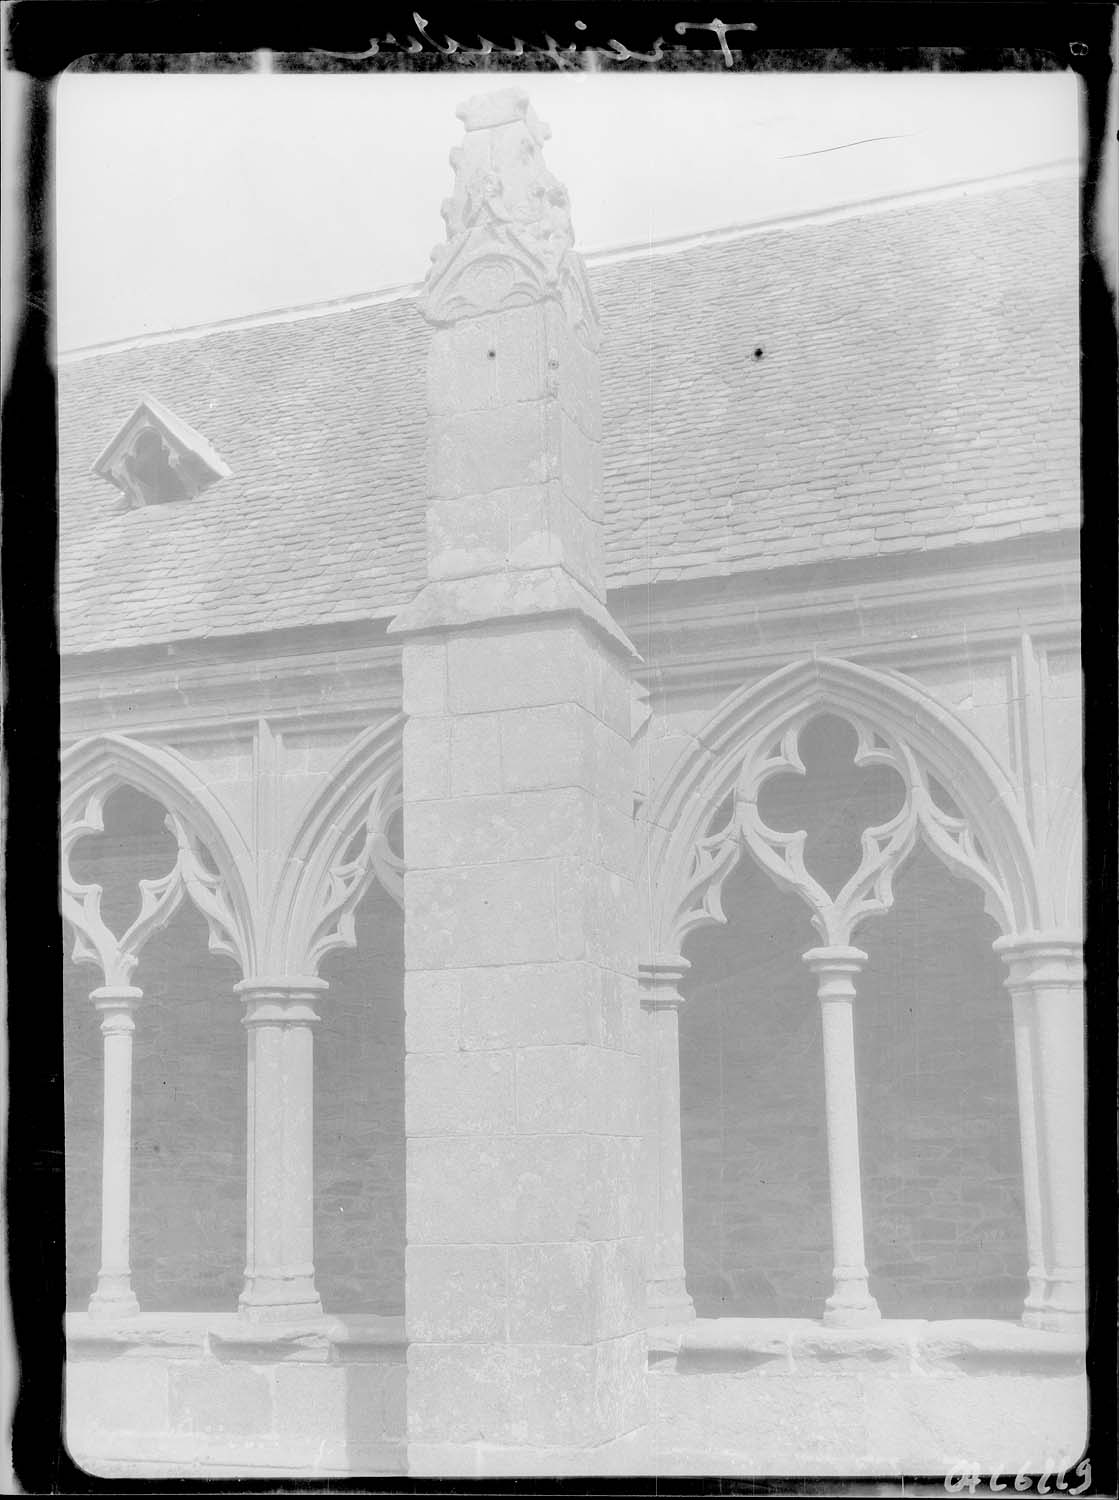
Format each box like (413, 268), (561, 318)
(65, 1313), (406, 1479)
(645, 1319), (1087, 1479)
(646, 1316), (1086, 1376)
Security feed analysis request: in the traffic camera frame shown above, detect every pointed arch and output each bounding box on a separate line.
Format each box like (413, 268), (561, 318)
(638, 656), (1044, 959)
(61, 733), (257, 982)
(265, 715), (404, 977)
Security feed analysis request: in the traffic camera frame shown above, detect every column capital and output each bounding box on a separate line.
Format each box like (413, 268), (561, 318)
(993, 934), (1084, 990)
(90, 986), (142, 1032)
(90, 985), (143, 1005)
(803, 946), (868, 981)
(639, 955), (690, 1009)
(236, 977), (327, 1027)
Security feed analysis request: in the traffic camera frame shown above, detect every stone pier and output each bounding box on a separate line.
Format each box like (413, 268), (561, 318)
(390, 87), (648, 1476)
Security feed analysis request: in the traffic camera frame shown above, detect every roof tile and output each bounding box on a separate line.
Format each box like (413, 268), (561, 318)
(59, 176), (1078, 656)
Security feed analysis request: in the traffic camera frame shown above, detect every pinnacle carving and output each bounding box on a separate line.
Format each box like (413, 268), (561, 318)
(420, 87), (599, 347)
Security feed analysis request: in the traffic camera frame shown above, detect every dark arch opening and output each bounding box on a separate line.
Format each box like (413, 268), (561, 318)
(63, 788), (242, 1311)
(679, 860), (824, 1318)
(677, 769), (1025, 1322)
(856, 840), (1024, 1320)
(316, 878), (405, 1314)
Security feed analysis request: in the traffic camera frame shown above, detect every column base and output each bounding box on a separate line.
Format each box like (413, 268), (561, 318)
(823, 1285), (881, 1327)
(88, 1289), (140, 1319)
(1022, 1308), (1086, 1334)
(239, 1285), (323, 1323)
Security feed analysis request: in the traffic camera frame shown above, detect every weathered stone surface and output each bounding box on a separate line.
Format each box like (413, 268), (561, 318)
(400, 639), (446, 717)
(444, 622), (597, 715)
(498, 703), (631, 808)
(67, 1358), (171, 1436)
(426, 308), (552, 416)
(427, 483), (605, 598)
(401, 716), (451, 800)
(405, 1244), (509, 1342)
(543, 301), (602, 439)
(405, 1050), (516, 1135)
(168, 1362), (272, 1435)
(403, 970), (462, 1053)
(407, 1134), (639, 1245)
(404, 863), (558, 969)
(428, 405), (552, 501)
(65, 1329), (408, 1478)
(407, 1343), (516, 1444)
(405, 786), (596, 870)
(270, 1362), (347, 1434)
(554, 857), (636, 969)
(507, 1240), (645, 1343)
(515, 1045), (640, 1134)
(459, 961), (590, 1049)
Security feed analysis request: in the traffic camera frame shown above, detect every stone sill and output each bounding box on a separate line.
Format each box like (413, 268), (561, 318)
(65, 1310), (405, 1364)
(647, 1318), (1086, 1376)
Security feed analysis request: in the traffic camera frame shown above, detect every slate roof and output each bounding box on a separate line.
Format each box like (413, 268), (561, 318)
(58, 174), (1078, 657)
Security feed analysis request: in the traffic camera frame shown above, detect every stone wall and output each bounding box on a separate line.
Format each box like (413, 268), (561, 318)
(679, 841), (1025, 1321)
(65, 1314), (406, 1478)
(647, 1320), (1086, 1478)
(63, 805), (405, 1315)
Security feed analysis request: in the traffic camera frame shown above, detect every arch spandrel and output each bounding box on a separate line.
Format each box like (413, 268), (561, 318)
(62, 720), (405, 987)
(266, 715), (404, 977)
(638, 656), (1047, 960)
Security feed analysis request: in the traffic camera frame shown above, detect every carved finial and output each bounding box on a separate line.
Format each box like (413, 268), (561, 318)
(420, 88), (598, 346)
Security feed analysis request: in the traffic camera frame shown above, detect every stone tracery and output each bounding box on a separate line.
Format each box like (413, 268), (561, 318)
(61, 722), (406, 1320)
(685, 702), (1017, 951)
(638, 655), (1082, 1332)
(420, 87), (599, 346)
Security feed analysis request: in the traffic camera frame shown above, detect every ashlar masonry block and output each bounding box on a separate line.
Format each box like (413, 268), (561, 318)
(404, 786), (597, 870)
(404, 862), (559, 969)
(508, 1240), (646, 1343)
(515, 1044), (642, 1135)
(427, 482), (605, 598)
(407, 1134), (635, 1246)
(405, 1049), (516, 1136)
(405, 1244), (510, 1343)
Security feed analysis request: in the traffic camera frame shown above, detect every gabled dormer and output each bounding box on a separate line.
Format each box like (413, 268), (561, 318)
(91, 394), (232, 511)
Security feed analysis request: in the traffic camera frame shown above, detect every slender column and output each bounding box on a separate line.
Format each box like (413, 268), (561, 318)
(88, 986), (143, 1317)
(1009, 990), (1048, 1319)
(802, 946), (881, 1326)
(996, 936), (1085, 1331)
(237, 979), (326, 1320)
(640, 958), (695, 1325)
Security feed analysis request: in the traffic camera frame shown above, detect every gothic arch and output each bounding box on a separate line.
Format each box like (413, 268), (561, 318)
(639, 656), (1044, 959)
(266, 716), (404, 977)
(61, 733), (257, 984)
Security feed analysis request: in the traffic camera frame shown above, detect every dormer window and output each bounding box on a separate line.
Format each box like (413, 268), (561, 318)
(92, 394), (232, 512)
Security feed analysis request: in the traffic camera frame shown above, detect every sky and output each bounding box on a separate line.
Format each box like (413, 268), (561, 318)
(54, 71), (1079, 352)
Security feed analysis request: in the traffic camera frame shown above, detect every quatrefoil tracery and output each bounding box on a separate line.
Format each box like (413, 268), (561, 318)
(62, 787), (245, 989)
(677, 708), (1015, 951)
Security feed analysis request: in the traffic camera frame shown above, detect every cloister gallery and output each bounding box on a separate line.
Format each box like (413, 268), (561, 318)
(58, 88), (1086, 1478)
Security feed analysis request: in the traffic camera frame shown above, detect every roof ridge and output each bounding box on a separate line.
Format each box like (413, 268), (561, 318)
(58, 159), (1076, 363)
